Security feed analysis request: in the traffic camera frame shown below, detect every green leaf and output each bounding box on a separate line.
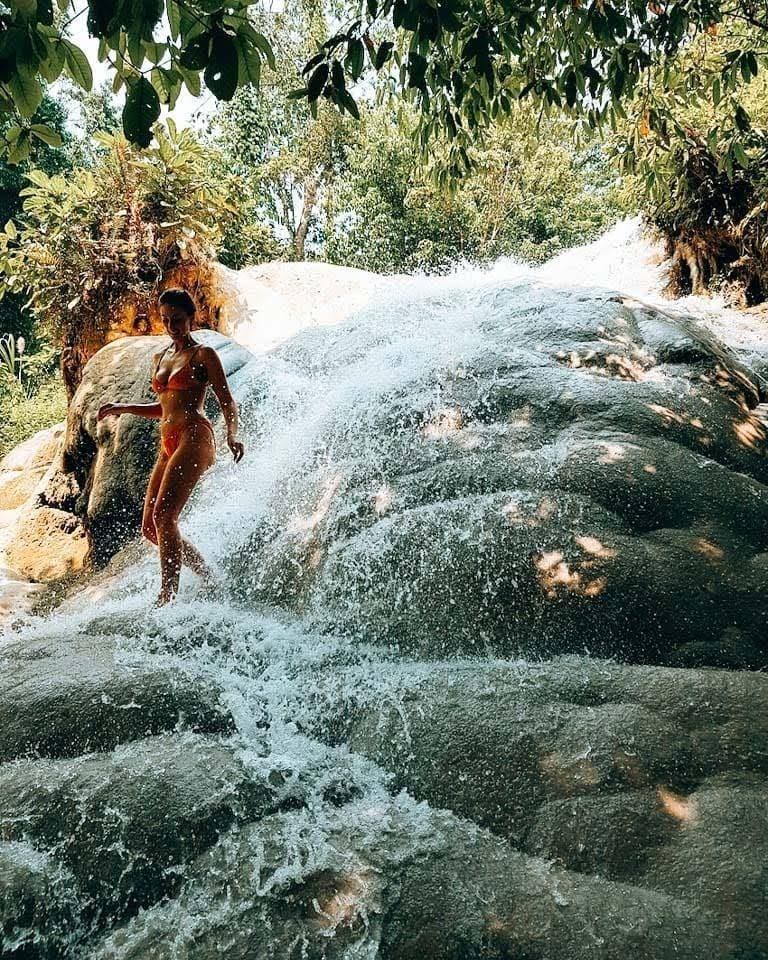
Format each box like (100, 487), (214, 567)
(179, 65), (201, 96)
(732, 142), (749, 169)
(235, 36), (261, 87)
(331, 58), (345, 90)
(204, 33), (238, 100)
(61, 39), (93, 90)
(9, 66), (43, 118)
(166, 0), (180, 40)
(179, 32), (211, 70)
(346, 37), (364, 80)
(128, 34), (145, 67)
(24, 168), (51, 188)
(36, 0), (54, 25)
(253, 32), (275, 70)
(735, 104), (751, 132)
(375, 40), (393, 70)
(29, 123), (62, 146)
(87, 0), (119, 36)
(13, 0), (37, 20)
(340, 88), (360, 119)
(144, 41), (167, 64)
(302, 53), (325, 76)
(307, 62), (329, 101)
(7, 131), (31, 165)
(122, 75), (160, 147)
(240, 25), (275, 70)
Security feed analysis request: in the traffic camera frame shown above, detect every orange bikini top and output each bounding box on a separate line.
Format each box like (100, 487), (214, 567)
(151, 343), (207, 394)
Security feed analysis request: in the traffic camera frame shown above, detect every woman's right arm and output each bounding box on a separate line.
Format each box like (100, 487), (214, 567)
(97, 402), (162, 421)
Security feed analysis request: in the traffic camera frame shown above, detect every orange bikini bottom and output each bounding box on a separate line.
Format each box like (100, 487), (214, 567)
(160, 418), (216, 459)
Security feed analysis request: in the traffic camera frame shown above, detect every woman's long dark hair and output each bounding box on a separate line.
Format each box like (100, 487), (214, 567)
(159, 288), (196, 316)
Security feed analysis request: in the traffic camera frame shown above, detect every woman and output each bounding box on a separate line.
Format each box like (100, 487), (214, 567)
(98, 289), (244, 605)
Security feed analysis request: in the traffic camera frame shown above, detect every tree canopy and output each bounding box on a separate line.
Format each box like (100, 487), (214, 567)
(1, 0), (767, 167)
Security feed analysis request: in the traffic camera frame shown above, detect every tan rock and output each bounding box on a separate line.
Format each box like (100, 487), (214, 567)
(6, 506), (89, 582)
(0, 424), (64, 510)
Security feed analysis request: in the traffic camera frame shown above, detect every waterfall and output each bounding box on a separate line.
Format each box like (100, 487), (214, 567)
(2, 218), (767, 959)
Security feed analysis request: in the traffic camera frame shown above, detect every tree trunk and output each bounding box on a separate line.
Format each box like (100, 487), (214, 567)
(294, 173), (322, 261)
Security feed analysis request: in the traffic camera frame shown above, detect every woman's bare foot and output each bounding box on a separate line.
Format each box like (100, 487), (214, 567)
(154, 589), (176, 607)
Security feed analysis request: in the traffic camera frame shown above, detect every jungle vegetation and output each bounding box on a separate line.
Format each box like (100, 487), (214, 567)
(1, 0), (768, 453)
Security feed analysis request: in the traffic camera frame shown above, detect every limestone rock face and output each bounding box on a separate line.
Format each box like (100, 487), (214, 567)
(91, 801), (731, 960)
(0, 733), (277, 923)
(0, 841), (80, 959)
(300, 657), (768, 949)
(6, 505), (89, 582)
(233, 292), (768, 668)
(6, 331), (253, 576)
(0, 424), (63, 511)
(0, 631), (234, 762)
(3, 259), (768, 959)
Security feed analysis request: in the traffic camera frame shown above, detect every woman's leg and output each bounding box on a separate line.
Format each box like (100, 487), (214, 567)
(142, 451), (169, 545)
(152, 427), (215, 604)
(143, 448), (210, 578)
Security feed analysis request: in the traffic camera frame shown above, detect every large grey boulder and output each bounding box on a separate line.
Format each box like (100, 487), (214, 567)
(10, 331), (253, 573)
(0, 733), (275, 925)
(229, 289), (768, 667)
(0, 842), (81, 959)
(92, 801), (732, 960)
(3, 272), (768, 958)
(298, 657), (768, 949)
(0, 632), (233, 762)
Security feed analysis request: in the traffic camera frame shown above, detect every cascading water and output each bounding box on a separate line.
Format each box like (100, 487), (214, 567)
(2, 219), (768, 958)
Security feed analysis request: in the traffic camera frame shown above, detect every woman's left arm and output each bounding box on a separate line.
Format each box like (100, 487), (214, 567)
(203, 346), (245, 462)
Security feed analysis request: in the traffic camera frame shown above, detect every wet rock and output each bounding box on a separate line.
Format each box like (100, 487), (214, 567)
(305, 657), (768, 838)
(92, 800), (731, 960)
(231, 288), (768, 667)
(10, 332), (252, 573)
(0, 841), (82, 959)
(300, 657), (768, 949)
(0, 733), (274, 925)
(0, 633), (233, 762)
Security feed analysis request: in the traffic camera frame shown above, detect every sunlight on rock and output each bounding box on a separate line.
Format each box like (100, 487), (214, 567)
(733, 417), (766, 452)
(509, 404), (532, 428)
(372, 484), (393, 516)
(657, 786), (699, 824)
(309, 869), (378, 932)
(694, 538), (725, 562)
(598, 443), (626, 464)
(603, 352), (649, 381)
(422, 407), (464, 439)
(540, 751), (601, 795)
(557, 341), (653, 381)
(535, 551), (608, 599)
(286, 474), (343, 535)
(502, 496), (557, 527)
(575, 535), (617, 559)
(647, 403), (685, 427)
